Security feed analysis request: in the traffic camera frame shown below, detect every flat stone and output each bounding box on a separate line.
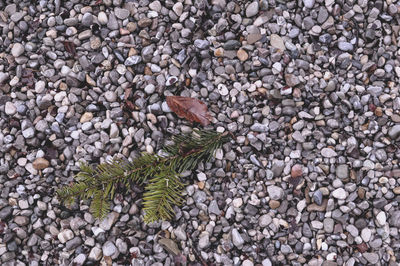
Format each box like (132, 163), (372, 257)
(363, 253), (379, 264)
(336, 165), (349, 179)
(321, 147), (337, 158)
(332, 188), (347, 200)
(270, 34), (285, 50)
(115, 8), (130, 19)
(99, 212), (119, 231)
(208, 200), (221, 215)
(338, 41), (353, 51)
(32, 158), (49, 170)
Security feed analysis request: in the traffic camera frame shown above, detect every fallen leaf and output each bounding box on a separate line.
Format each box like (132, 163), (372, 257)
(158, 238), (180, 256)
(356, 242), (368, 253)
(63, 41), (77, 57)
(20, 68), (35, 89)
(166, 96), (211, 126)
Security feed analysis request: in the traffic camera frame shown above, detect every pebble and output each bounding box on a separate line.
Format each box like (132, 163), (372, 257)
(246, 2), (259, 17)
(231, 229), (244, 248)
(11, 43), (24, 57)
(103, 241), (117, 256)
(267, 185), (284, 200)
(5, 102), (16, 115)
(321, 148), (337, 158)
(332, 188), (347, 200)
(270, 34), (285, 50)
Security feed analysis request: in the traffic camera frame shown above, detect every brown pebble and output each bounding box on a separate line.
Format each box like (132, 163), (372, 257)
(237, 49), (248, 61)
(269, 200), (280, 209)
(214, 47), (224, 57)
(198, 181), (205, 190)
(291, 164), (303, 178)
(358, 188), (365, 199)
(33, 158), (49, 170)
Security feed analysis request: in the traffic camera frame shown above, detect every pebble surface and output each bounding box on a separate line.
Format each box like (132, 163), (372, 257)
(0, 0), (399, 265)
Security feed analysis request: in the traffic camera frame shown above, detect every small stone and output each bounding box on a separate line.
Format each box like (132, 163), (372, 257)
(80, 112), (93, 123)
(89, 247), (102, 260)
(376, 211), (386, 227)
(103, 241), (117, 256)
(291, 164), (303, 178)
(12, 43), (24, 57)
(115, 8), (129, 20)
(208, 200), (221, 215)
(172, 2), (183, 16)
(174, 226), (187, 241)
(267, 185), (284, 200)
(321, 147), (337, 158)
(35, 80), (46, 93)
(313, 190), (323, 205)
(363, 253), (379, 264)
(149, 1), (162, 12)
(259, 214), (272, 227)
(22, 128), (35, 139)
(243, 260), (254, 266)
(237, 49), (248, 61)
(232, 198), (243, 208)
(107, 13), (119, 30)
(269, 200), (280, 209)
(100, 212), (119, 231)
(338, 42), (353, 51)
(303, 0), (315, 8)
(388, 125), (400, 139)
(98, 12), (108, 25)
(125, 55), (142, 66)
(270, 34), (285, 50)
(58, 229), (74, 243)
(361, 228), (371, 242)
(32, 158), (49, 170)
(246, 1), (259, 17)
(194, 39), (210, 49)
(262, 259), (272, 266)
(285, 74), (300, 87)
(144, 84), (155, 94)
(73, 254), (87, 265)
(198, 234), (210, 249)
(231, 229), (244, 248)
(332, 188), (347, 200)
(5, 102), (16, 115)
(336, 165), (349, 179)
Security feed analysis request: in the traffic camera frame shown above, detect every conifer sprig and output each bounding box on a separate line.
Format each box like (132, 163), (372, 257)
(57, 129), (231, 223)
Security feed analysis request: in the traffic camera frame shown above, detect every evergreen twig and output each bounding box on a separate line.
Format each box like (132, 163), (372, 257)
(57, 129), (231, 223)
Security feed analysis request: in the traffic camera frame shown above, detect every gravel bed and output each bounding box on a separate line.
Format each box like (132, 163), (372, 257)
(1, 0), (400, 265)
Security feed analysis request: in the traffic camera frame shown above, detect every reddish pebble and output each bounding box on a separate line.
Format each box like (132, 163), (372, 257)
(291, 164), (303, 178)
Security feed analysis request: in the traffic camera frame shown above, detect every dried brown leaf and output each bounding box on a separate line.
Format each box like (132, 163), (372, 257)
(356, 242), (368, 253)
(63, 41), (77, 57)
(166, 96), (211, 126)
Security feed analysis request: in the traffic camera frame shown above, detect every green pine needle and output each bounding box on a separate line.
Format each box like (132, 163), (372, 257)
(56, 129), (231, 223)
